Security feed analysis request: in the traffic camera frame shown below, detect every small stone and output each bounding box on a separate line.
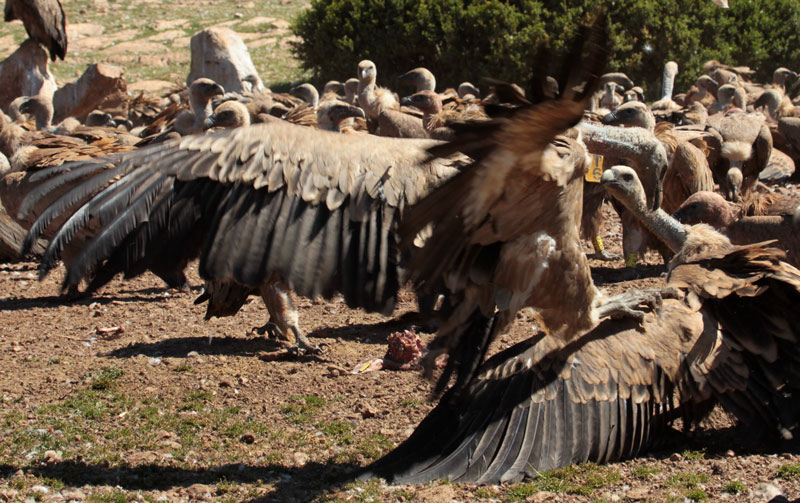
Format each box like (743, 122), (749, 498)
(219, 379), (232, 388)
(30, 486), (49, 496)
(355, 401), (377, 419)
(148, 357), (162, 365)
(43, 450), (62, 463)
(625, 488), (649, 501)
(185, 483), (213, 500)
(669, 452), (682, 462)
(187, 351), (199, 357)
(711, 462), (724, 475)
(725, 449), (735, 457)
(61, 489), (86, 501)
(0, 489), (18, 501)
(749, 482), (784, 502)
(233, 12), (244, 18)
(240, 432), (255, 444)
(293, 451), (309, 466)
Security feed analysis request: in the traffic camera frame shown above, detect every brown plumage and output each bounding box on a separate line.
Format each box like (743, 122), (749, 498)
(363, 121), (800, 486)
(19, 120), (465, 352)
(706, 110), (773, 202)
(4, 0), (66, 61)
(672, 190), (800, 267)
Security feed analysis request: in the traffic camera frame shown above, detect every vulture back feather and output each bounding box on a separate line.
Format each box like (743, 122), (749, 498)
(4, 0), (67, 61)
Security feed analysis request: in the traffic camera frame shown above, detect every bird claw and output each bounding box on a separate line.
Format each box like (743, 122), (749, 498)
(597, 287), (675, 322)
(589, 250), (621, 262)
(250, 322), (281, 339)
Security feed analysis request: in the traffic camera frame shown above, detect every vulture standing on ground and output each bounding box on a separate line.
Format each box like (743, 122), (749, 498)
(4, 0), (66, 61)
(18, 120), (466, 353)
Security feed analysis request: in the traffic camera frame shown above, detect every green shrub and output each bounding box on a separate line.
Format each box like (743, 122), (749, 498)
(292, 0), (800, 98)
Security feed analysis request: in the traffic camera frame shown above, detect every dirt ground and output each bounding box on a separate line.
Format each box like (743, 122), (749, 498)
(1, 204), (800, 503)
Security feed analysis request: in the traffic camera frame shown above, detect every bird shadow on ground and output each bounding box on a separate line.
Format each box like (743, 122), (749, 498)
(104, 334), (312, 360)
(590, 263), (666, 286)
(0, 293), (170, 312)
(310, 310), (437, 346)
(0, 459), (361, 502)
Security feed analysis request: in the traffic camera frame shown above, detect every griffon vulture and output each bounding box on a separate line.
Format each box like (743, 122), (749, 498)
(18, 121), (466, 353)
(4, 0), (66, 61)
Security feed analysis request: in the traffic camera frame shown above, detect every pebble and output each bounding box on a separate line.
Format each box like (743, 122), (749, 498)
(187, 351), (199, 357)
(749, 482), (784, 502)
(0, 489), (18, 501)
(185, 483), (213, 501)
(725, 449), (735, 457)
(61, 489), (86, 501)
(148, 357), (162, 365)
(626, 488), (649, 500)
(44, 450), (62, 463)
(293, 451), (309, 466)
(669, 453), (682, 462)
(30, 486), (49, 496)
(240, 432), (255, 444)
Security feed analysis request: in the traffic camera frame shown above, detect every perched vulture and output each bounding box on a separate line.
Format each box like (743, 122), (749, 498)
(18, 121), (466, 353)
(363, 164), (800, 484)
(4, 0), (66, 61)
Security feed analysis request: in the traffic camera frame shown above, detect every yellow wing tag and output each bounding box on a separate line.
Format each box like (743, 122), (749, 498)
(585, 154), (604, 183)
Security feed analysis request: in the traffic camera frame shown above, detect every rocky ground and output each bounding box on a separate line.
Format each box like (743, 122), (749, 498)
(2, 0), (800, 501)
(1, 205), (800, 503)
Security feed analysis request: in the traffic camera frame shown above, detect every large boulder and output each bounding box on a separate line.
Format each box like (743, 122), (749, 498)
(187, 27), (264, 94)
(0, 40), (57, 114)
(53, 63), (127, 123)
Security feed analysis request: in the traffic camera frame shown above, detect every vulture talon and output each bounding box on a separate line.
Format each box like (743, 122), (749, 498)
(250, 322), (281, 339)
(589, 250), (621, 262)
(597, 288), (668, 323)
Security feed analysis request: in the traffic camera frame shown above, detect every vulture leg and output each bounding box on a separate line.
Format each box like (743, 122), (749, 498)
(596, 287), (678, 323)
(259, 282), (319, 354)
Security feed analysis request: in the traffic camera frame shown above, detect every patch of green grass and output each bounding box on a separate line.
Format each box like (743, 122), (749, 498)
(399, 398), (422, 407)
(777, 463), (800, 479)
(180, 390), (213, 411)
(280, 395), (327, 424)
(631, 464), (660, 480)
(317, 420), (354, 445)
(503, 463), (621, 501)
(723, 480), (747, 494)
(355, 433), (393, 461)
(682, 449), (706, 460)
(174, 362), (193, 372)
(89, 366), (123, 391)
(34, 477), (64, 492)
(666, 472), (709, 490)
(685, 489), (707, 501)
(88, 489), (131, 503)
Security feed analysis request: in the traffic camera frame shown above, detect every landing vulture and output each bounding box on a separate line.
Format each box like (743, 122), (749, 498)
(4, 0), (67, 61)
(18, 121), (465, 352)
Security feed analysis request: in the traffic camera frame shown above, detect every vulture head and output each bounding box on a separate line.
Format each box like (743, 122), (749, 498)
(600, 166), (649, 214)
(672, 191), (734, 228)
(397, 67), (436, 92)
(84, 110), (113, 127)
(18, 95), (54, 131)
(624, 87), (644, 103)
(773, 67), (798, 88)
(717, 84), (738, 107)
(188, 78), (225, 120)
(322, 80), (345, 96)
(695, 75), (719, 97)
(291, 83), (320, 109)
(344, 78), (360, 104)
(457, 82), (480, 99)
(725, 166), (743, 202)
(400, 90), (442, 115)
(602, 101), (654, 131)
(316, 100), (365, 132)
(210, 101), (251, 129)
(357, 60), (378, 86)
(599, 72), (634, 90)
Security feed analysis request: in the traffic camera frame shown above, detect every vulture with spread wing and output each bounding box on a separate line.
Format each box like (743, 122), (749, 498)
(360, 24), (800, 482)
(18, 121), (465, 353)
(4, 0), (67, 61)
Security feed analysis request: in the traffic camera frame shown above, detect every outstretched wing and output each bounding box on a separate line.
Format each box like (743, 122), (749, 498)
(20, 121), (462, 314)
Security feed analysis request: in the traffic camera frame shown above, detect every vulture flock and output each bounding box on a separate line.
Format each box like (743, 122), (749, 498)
(2, 0), (800, 488)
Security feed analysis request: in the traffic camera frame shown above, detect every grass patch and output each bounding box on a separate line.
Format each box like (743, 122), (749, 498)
(174, 362), (193, 372)
(666, 472), (709, 490)
(280, 395), (327, 424)
(631, 464), (659, 480)
(682, 448), (706, 460)
(503, 463), (621, 501)
(777, 463), (800, 479)
(317, 420), (354, 445)
(89, 366), (123, 391)
(685, 489), (707, 501)
(88, 489), (131, 503)
(723, 480), (747, 494)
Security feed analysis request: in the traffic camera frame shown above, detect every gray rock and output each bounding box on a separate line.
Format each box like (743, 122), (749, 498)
(186, 27), (264, 94)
